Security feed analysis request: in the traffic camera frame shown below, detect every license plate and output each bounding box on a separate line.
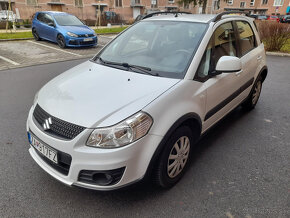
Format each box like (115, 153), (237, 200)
(83, 38), (93, 42)
(28, 132), (58, 164)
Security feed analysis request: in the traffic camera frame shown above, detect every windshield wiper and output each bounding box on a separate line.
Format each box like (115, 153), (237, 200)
(97, 57), (159, 76)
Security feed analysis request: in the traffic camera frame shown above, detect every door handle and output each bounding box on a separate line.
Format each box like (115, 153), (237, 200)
(235, 70), (243, 76)
(257, 56), (262, 61)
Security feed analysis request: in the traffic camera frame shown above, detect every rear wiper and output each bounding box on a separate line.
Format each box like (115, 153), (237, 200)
(97, 57), (159, 76)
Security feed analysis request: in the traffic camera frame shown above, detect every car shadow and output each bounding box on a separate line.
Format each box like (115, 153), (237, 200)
(36, 39), (98, 50)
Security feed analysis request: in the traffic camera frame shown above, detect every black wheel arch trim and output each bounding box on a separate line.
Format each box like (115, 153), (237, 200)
(144, 112), (202, 179)
(258, 65), (268, 83)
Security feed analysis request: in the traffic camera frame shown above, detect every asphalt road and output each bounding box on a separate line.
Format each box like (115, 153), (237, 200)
(0, 56), (289, 218)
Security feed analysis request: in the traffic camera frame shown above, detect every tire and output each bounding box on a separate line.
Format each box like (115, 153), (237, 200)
(154, 126), (194, 188)
(32, 28), (41, 41)
(242, 76), (263, 110)
(57, 34), (66, 49)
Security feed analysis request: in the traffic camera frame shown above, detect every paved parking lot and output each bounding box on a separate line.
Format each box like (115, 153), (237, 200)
(0, 55), (289, 218)
(0, 35), (115, 71)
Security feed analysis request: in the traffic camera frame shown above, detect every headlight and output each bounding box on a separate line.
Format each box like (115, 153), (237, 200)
(87, 112), (153, 148)
(67, 32), (78, 37)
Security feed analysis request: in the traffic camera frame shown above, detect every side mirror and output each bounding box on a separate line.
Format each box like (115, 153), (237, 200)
(48, 22), (55, 27)
(215, 56), (242, 74)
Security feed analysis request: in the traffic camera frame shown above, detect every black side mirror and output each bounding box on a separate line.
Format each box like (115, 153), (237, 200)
(48, 22), (55, 27)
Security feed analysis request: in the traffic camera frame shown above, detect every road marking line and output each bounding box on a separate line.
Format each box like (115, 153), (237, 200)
(0, 55), (20, 65)
(28, 41), (83, 57)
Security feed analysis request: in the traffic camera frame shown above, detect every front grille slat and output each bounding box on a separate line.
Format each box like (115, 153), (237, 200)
(33, 104), (85, 140)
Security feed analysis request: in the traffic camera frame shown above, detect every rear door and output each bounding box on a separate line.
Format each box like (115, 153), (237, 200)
(234, 20), (262, 99)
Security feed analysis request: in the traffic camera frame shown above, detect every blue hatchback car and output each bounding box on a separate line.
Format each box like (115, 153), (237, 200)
(32, 11), (97, 48)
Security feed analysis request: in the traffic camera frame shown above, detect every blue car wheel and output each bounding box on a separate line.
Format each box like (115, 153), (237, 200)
(57, 34), (66, 49)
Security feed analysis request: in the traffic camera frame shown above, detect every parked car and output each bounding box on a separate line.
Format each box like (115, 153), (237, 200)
(32, 11), (97, 48)
(257, 15), (267, 20)
(267, 15), (279, 21)
(0, 10), (16, 22)
(27, 12), (267, 190)
(280, 15), (290, 23)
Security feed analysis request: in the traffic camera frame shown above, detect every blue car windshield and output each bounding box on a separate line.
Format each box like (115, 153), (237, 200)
(54, 15), (84, 26)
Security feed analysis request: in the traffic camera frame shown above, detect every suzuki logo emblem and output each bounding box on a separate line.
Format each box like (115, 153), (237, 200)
(43, 117), (52, 130)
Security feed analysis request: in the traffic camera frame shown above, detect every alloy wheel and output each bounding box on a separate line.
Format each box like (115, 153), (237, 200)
(167, 136), (190, 178)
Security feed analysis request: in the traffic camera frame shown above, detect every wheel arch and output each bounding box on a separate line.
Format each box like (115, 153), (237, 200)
(259, 66), (268, 83)
(144, 113), (202, 179)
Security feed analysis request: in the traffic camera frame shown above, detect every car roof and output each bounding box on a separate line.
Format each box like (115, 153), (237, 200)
(39, 11), (69, 16)
(145, 14), (216, 23)
(142, 13), (252, 23)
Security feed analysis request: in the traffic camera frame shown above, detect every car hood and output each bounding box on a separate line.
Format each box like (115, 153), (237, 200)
(37, 61), (180, 128)
(59, 25), (94, 35)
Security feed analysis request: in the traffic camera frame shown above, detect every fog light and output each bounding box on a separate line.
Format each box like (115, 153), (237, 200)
(78, 167), (125, 186)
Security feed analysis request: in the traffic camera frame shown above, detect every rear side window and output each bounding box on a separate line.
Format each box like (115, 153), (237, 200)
(236, 21), (257, 56)
(195, 22), (237, 80)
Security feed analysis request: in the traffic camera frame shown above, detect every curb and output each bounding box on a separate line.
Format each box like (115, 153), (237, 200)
(266, 52), (290, 57)
(0, 33), (118, 42)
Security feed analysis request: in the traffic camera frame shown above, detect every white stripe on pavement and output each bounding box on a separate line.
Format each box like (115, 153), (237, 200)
(0, 55), (20, 65)
(28, 41), (83, 57)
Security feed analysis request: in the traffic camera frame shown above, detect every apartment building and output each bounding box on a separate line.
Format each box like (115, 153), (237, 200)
(208, 0), (290, 15)
(1, 0), (200, 21)
(1, 0), (289, 22)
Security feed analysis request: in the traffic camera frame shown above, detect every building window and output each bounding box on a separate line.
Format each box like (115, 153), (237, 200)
(75, 0), (83, 7)
(115, 0), (122, 7)
(273, 0), (284, 6)
(228, 0), (233, 5)
(168, 0), (174, 3)
(240, 2), (245, 8)
(184, 2), (189, 9)
(262, 0), (268, 4)
(151, 0), (157, 8)
(250, 0), (255, 6)
(27, 0), (37, 6)
(131, 0), (140, 4)
(213, 0), (220, 10)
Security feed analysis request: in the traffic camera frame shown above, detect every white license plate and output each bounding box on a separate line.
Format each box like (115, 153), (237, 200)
(83, 38), (93, 42)
(29, 133), (58, 164)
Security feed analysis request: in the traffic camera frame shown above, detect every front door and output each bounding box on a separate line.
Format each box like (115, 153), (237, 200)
(133, 8), (140, 19)
(195, 22), (244, 132)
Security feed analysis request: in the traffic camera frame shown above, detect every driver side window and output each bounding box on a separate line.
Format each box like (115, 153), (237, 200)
(196, 22), (237, 80)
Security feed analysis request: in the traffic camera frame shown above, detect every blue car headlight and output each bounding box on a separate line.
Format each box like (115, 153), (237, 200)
(67, 32), (78, 37)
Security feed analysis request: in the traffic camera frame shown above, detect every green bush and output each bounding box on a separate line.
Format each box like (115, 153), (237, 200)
(257, 21), (290, 52)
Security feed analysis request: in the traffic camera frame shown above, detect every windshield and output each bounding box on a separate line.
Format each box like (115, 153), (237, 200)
(96, 21), (208, 79)
(54, 15), (84, 26)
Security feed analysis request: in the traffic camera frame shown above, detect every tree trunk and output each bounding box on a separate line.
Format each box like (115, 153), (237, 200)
(202, 0), (207, 14)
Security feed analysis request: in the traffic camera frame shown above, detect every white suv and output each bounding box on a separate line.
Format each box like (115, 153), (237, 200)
(26, 12), (267, 190)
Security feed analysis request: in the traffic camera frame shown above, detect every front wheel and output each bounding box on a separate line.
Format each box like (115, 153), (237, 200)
(154, 126), (194, 188)
(242, 76), (263, 110)
(57, 34), (66, 49)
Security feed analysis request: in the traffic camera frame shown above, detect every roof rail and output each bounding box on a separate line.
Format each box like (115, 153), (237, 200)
(212, 10), (251, 22)
(142, 11), (192, 20)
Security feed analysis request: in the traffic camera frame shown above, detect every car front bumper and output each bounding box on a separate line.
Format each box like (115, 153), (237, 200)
(26, 106), (163, 190)
(65, 36), (97, 47)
